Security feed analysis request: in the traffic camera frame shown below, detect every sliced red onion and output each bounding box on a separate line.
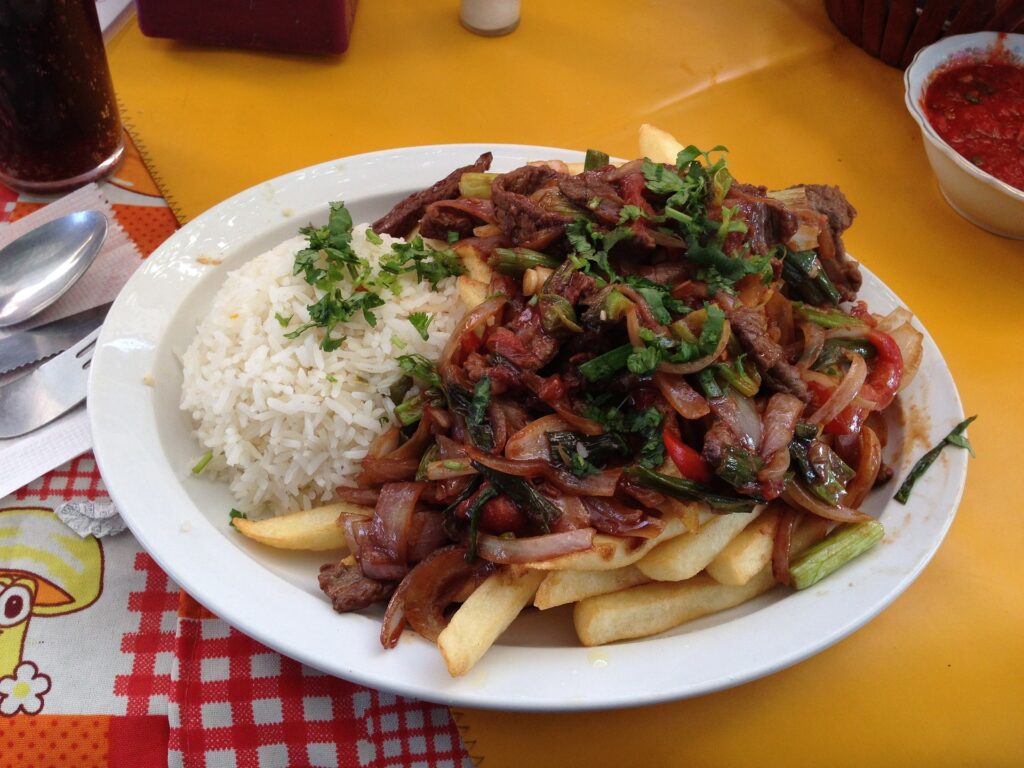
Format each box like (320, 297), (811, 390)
(439, 295), (507, 383)
(466, 448), (549, 477)
(657, 320), (731, 375)
(548, 466), (622, 497)
(772, 505), (799, 585)
(356, 456), (421, 484)
(475, 528), (595, 564)
(504, 415), (570, 460)
(366, 426), (401, 458)
(653, 371), (711, 420)
(424, 459), (477, 480)
(843, 426), (882, 509)
(370, 482), (426, 564)
(549, 492), (590, 531)
(808, 352), (867, 427)
(583, 497), (664, 538)
(333, 487), (380, 507)
(889, 322), (923, 392)
(712, 390), (762, 453)
(757, 393), (805, 493)
(407, 511), (448, 563)
(824, 324), (873, 340)
(796, 322), (825, 369)
(781, 483), (870, 523)
(402, 545), (493, 643)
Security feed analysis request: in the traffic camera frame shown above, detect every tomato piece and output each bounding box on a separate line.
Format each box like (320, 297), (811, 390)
(662, 421), (714, 484)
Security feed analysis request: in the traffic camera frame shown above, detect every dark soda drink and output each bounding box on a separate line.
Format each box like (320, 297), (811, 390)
(0, 0), (124, 193)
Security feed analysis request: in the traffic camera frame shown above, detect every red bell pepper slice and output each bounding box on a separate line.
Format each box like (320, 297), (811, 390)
(806, 331), (903, 435)
(662, 421), (714, 484)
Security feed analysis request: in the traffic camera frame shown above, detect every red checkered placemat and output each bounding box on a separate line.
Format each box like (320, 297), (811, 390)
(2, 452), (476, 768)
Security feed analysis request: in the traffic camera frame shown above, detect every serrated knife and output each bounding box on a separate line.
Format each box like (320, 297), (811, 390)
(0, 327), (99, 438)
(0, 302), (110, 375)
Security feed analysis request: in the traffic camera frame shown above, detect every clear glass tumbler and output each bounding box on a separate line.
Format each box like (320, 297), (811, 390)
(0, 0), (125, 194)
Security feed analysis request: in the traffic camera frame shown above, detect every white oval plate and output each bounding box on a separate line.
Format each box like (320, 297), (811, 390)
(90, 144), (968, 711)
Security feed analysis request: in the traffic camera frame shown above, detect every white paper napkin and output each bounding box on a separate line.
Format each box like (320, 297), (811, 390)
(0, 184), (144, 498)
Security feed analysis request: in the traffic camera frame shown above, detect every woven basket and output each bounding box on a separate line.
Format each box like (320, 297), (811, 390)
(826, 0), (1024, 67)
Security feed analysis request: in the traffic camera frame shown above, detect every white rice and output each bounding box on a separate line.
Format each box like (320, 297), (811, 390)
(180, 225), (461, 514)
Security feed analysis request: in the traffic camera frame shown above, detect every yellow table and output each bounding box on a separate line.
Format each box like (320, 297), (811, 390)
(108, 1), (1024, 764)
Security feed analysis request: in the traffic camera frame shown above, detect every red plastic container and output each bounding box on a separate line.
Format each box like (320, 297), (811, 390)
(136, 0), (358, 55)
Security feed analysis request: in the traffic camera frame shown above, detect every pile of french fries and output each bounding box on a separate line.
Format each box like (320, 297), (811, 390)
(234, 495), (827, 676)
(232, 126), (832, 677)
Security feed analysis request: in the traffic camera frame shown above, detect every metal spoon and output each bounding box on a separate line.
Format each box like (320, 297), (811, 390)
(0, 211), (108, 328)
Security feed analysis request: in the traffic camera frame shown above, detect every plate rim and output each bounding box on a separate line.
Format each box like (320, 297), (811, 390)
(89, 143), (969, 711)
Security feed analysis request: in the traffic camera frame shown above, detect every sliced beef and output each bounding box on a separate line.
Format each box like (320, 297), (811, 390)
(491, 165), (572, 247)
(722, 183), (799, 255)
(801, 184), (856, 231)
(318, 562), (394, 613)
(702, 415), (741, 468)
(558, 171), (623, 225)
(789, 183), (861, 300)
(372, 152), (493, 237)
(418, 198), (494, 241)
(728, 306), (811, 402)
(616, 172), (657, 248)
(485, 308), (559, 371)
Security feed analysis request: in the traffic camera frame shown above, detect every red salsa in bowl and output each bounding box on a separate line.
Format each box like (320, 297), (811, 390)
(922, 59), (1024, 191)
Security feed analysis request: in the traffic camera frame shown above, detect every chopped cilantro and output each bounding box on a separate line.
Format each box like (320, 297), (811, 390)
(469, 376), (491, 429)
(618, 204), (645, 223)
(408, 312), (433, 341)
(565, 217), (633, 282)
(325, 373), (338, 383)
(380, 235), (464, 290)
(229, 508), (247, 521)
(397, 354), (442, 389)
(274, 312), (293, 327)
(365, 228), (383, 245)
(624, 276), (689, 325)
(627, 345), (661, 376)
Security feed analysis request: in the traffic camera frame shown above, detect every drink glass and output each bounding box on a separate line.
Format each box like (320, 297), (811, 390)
(0, 0), (125, 194)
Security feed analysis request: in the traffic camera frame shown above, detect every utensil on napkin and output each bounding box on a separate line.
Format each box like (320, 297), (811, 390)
(0, 184), (144, 499)
(0, 327), (99, 438)
(0, 302), (111, 375)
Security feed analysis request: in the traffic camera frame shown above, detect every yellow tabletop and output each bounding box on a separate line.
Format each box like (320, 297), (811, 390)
(108, 1), (1023, 764)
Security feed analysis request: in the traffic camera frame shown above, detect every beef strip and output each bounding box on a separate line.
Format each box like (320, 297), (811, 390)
(722, 183), (799, 255)
(491, 165), (573, 247)
(485, 307), (559, 371)
(702, 415), (741, 468)
(318, 562), (394, 613)
(418, 198), (494, 240)
(557, 171), (624, 225)
(372, 152), (493, 237)
(728, 306), (811, 402)
(789, 183), (861, 300)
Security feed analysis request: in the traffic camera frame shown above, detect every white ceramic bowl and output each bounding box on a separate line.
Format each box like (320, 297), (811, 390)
(904, 32), (1024, 239)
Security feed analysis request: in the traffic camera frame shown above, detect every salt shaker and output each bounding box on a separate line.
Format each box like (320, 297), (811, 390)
(460, 0), (520, 36)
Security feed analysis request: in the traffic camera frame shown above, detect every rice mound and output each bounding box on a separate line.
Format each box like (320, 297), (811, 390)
(180, 225), (461, 514)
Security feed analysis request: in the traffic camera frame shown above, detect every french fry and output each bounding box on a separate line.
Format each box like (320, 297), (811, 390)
(636, 506), (765, 582)
(638, 123), (684, 164)
(573, 517), (828, 646)
(456, 275), (488, 310)
(525, 504), (701, 571)
(534, 566), (649, 610)
(454, 243), (493, 284)
(231, 502), (369, 551)
(705, 507), (782, 586)
(437, 566), (545, 676)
